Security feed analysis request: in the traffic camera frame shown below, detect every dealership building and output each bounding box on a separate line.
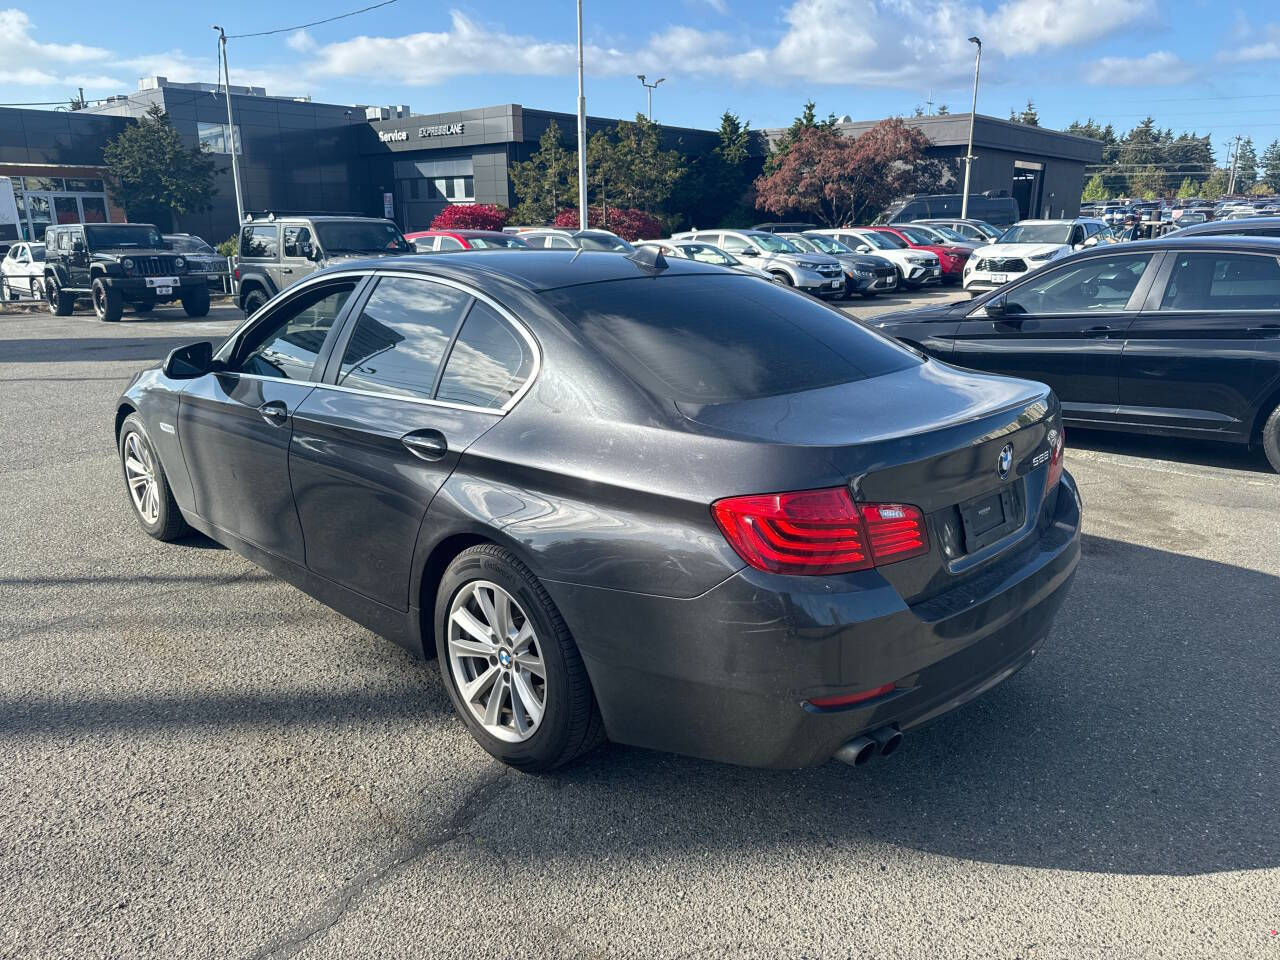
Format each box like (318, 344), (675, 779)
(0, 77), (1100, 244)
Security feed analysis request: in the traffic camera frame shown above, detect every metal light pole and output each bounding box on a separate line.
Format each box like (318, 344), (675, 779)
(636, 74), (665, 121)
(213, 26), (245, 228)
(960, 36), (982, 220)
(576, 0), (588, 230)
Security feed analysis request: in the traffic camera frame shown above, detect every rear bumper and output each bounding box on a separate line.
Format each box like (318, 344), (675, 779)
(546, 471), (1082, 769)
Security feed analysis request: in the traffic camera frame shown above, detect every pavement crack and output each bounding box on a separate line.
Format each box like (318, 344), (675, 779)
(245, 764), (512, 960)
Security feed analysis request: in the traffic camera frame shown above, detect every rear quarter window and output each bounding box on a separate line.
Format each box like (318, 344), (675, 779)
(544, 274), (918, 404)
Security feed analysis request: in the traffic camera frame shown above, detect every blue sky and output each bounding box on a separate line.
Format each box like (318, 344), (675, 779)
(4, 0), (1280, 164)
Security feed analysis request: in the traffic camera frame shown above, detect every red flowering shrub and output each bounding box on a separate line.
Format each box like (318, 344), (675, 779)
(552, 206), (664, 242)
(430, 203), (510, 231)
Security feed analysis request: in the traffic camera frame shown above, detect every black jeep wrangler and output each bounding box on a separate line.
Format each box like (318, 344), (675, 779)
(43, 222), (211, 322)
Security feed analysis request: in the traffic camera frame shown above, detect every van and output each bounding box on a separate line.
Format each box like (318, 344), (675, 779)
(876, 193), (1021, 228)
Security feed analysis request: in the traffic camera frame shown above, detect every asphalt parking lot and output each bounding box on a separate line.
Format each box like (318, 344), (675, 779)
(2, 295), (1279, 959)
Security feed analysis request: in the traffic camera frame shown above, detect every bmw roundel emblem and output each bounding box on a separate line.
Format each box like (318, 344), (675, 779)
(498, 649), (512, 667)
(998, 443), (1014, 480)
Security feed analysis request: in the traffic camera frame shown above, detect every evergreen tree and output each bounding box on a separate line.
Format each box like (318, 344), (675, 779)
(1176, 177), (1199, 199)
(1261, 139), (1280, 192)
(1234, 137), (1258, 190)
(1200, 168), (1229, 201)
(1014, 100), (1040, 126)
(509, 119), (578, 224)
(1081, 174), (1109, 202)
(102, 104), (218, 229)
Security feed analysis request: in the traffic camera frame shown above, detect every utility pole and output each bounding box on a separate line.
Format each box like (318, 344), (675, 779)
(213, 26), (245, 229)
(960, 36), (982, 219)
(636, 74), (665, 121)
(575, 0), (588, 231)
(1227, 134), (1243, 196)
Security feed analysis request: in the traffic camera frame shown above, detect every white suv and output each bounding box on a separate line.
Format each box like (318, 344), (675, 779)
(809, 228), (942, 288)
(673, 229), (845, 297)
(963, 218), (1111, 291)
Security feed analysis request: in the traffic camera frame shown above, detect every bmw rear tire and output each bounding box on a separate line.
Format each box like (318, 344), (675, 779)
(435, 544), (605, 771)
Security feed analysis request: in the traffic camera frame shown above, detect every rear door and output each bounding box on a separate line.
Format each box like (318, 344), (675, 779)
(1119, 248), (1280, 438)
(289, 273), (536, 610)
(950, 251), (1161, 422)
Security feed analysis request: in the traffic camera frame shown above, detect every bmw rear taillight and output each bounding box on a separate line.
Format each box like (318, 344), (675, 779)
(711, 487), (929, 576)
(1045, 426), (1065, 492)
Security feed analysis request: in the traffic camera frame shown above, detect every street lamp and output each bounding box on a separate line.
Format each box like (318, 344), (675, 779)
(960, 35), (982, 220)
(636, 74), (665, 121)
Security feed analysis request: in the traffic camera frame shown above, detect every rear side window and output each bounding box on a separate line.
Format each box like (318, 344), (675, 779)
(241, 225), (278, 259)
(1159, 253), (1280, 311)
(336, 276), (470, 400)
(436, 301), (535, 408)
(544, 275), (917, 404)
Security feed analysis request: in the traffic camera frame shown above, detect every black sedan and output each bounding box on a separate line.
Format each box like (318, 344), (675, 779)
(114, 251), (1080, 771)
(876, 236), (1280, 472)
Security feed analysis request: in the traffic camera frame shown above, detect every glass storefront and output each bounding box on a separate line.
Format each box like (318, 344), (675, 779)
(11, 175), (113, 241)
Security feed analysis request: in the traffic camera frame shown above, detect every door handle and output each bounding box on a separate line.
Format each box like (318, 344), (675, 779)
(1085, 325), (1113, 337)
(281, 267), (293, 274)
(258, 400), (289, 425)
(402, 430), (448, 461)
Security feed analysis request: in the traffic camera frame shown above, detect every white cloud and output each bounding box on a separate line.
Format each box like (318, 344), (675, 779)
(299, 0), (1156, 91)
(286, 29), (316, 53)
(695, 0), (729, 12)
(1226, 20), (1280, 62)
(1085, 50), (1196, 85)
(0, 8), (110, 86)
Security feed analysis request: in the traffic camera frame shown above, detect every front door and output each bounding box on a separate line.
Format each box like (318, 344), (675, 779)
(177, 277), (362, 562)
(290, 275), (536, 609)
(1119, 249), (1280, 438)
(281, 225), (319, 288)
(950, 251), (1159, 422)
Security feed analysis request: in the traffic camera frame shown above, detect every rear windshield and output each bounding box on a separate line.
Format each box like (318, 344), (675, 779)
(544, 274), (918, 404)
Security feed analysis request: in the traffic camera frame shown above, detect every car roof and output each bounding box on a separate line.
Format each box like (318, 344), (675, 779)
(307, 249), (729, 292)
(1090, 235), (1280, 254)
(1169, 216), (1280, 235)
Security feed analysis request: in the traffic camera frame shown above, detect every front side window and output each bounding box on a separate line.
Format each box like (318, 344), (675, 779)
(719, 234), (751, 254)
(282, 226), (313, 259)
(750, 233), (798, 253)
(241, 226), (279, 259)
(1003, 254), (1153, 316)
(435, 301), (534, 408)
(237, 282), (357, 380)
(337, 277), (471, 400)
(683, 244), (734, 266)
(548, 236), (574, 249)
(437, 236), (464, 250)
(1159, 253), (1280, 311)
(895, 227), (936, 245)
(860, 231), (905, 250)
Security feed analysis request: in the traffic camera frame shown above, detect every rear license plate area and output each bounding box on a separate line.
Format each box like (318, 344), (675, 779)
(959, 483), (1023, 553)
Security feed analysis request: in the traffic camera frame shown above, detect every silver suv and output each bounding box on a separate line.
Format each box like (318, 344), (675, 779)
(235, 214), (410, 315)
(518, 228), (635, 252)
(672, 229), (845, 297)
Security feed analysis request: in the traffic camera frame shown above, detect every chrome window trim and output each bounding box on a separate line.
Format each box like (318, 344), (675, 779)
(214, 268), (542, 415)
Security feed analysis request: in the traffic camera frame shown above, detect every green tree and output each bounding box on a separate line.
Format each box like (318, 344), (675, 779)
(509, 119), (578, 224)
(1261, 139), (1280, 191)
(1234, 137), (1258, 190)
(1011, 100), (1039, 126)
(608, 114), (686, 214)
(69, 87), (88, 111)
(676, 110), (756, 227)
(102, 104), (218, 229)
(1176, 177), (1199, 199)
(1129, 165), (1166, 199)
(1200, 168), (1229, 201)
(1081, 174), (1109, 202)
(766, 100), (836, 174)
(935, 104), (950, 115)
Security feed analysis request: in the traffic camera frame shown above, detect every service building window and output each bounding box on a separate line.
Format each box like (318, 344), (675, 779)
(198, 121), (242, 155)
(427, 176), (474, 202)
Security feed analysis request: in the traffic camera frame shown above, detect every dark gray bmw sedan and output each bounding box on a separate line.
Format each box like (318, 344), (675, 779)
(114, 250), (1081, 771)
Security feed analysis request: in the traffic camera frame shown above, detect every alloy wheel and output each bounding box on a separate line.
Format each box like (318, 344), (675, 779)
(123, 431), (159, 525)
(447, 580), (547, 743)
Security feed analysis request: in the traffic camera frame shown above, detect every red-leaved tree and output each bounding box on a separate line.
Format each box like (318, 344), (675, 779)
(552, 206), (664, 241)
(430, 203), (510, 231)
(755, 119), (947, 226)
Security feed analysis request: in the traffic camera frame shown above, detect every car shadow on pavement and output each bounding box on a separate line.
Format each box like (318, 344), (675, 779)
(1069, 427), (1274, 475)
(525, 532), (1280, 877)
(2, 534), (1275, 878)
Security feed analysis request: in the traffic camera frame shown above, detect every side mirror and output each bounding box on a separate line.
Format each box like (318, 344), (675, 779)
(162, 341), (215, 379)
(1082, 236), (1099, 248)
(297, 241), (314, 259)
(984, 295), (1007, 318)
(307, 245), (323, 261)
(72, 239), (86, 254)
(855, 244), (871, 254)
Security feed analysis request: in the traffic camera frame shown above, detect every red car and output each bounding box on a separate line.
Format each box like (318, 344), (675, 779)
(404, 229), (530, 252)
(865, 225), (971, 283)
